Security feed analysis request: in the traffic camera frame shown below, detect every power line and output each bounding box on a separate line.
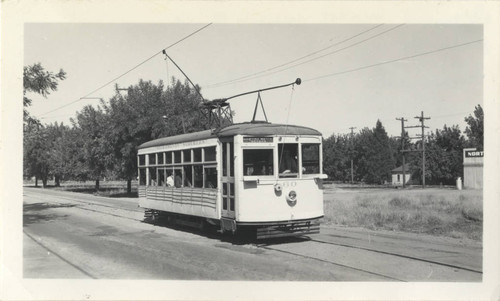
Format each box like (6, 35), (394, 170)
(39, 23), (212, 117)
(304, 39), (483, 83)
(205, 24), (386, 88)
(209, 24), (404, 88)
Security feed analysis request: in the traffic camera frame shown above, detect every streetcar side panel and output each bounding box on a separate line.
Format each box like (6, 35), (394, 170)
(137, 138), (222, 220)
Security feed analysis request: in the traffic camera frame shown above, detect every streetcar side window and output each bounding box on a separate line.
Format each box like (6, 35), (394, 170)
(301, 144), (320, 174)
(158, 167), (166, 186)
(183, 149), (191, 163)
(148, 167), (157, 185)
(138, 155), (146, 166)
(158, 152), (164, 165)
(165, 151), (172, 164)
(139, 168), (146, 185)
(149, 153), (156, 165)
(278, 143), (298, 178)
(183, 165), (193, 187)
(193, 148), (202, 162)
(243, 149), (274, 176)
(193, 165), (203, 188)
(204, 166), (217, 188)
(174, 151), (181, 163)
(204, 146), (216, 162)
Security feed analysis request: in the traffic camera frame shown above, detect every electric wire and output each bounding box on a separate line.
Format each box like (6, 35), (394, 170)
(205, 24), (385, 88)
(207, 24), (404, 89)
(304, 39), (483, 83)
(39, 23), (212, 118)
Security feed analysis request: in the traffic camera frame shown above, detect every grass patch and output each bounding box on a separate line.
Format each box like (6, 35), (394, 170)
(323, 187), (483, 241)
(24, 180), (138, 198)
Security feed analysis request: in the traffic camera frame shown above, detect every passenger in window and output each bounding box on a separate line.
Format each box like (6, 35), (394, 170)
(175, 174), (182, 188)
(166, 172), (174, 187)
(280, 149), (298, 174)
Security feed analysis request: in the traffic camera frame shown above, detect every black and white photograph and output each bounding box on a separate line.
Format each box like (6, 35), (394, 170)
(1, 1), (499, 300)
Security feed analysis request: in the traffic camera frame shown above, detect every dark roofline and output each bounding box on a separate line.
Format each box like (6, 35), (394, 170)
(391, 164), (412, 173)
(138, 122), (322, 150)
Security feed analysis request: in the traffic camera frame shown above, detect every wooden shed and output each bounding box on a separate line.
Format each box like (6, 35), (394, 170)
(463, 148), (483, 189)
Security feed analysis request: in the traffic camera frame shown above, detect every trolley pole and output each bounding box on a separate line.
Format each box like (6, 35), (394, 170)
(396, 118), (407, 188)
(414, 111), (430, 188)
(349, 127), (356, 184)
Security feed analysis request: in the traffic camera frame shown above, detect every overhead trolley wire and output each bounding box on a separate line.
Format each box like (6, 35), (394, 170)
(39, 23), (212, 118)
(206, 24), (385, 88)
(304, 39), (483, 83)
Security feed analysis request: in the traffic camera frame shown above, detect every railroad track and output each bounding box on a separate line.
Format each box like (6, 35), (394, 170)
(24, 189), (482, 281)
(257, 242), (405, 281)
(23, 190), (144, 220)
(254, 235), (482, 282)
(309, 238), (482, 274)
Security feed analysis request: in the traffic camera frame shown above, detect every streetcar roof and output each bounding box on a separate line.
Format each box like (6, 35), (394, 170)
(138, 122), (322, 149)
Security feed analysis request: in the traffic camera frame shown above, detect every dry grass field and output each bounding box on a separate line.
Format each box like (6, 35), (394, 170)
(25, 180), (483, 241)
(323, 184), (483, 241)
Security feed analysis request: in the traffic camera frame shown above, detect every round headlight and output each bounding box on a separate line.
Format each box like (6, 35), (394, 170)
(286, 190), (297, 207)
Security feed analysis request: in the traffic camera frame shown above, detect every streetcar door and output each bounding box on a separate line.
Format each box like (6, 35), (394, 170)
(221, 140), (235, 218)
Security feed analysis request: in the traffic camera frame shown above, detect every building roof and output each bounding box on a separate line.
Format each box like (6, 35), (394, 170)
(138, 122), (322, 149)
(391, 164), (411, 173)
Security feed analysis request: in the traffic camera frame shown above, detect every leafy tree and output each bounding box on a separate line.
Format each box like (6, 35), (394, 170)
(45, 123), (77, 186)
(464, 104), (483, 149)
(412, 125), (465, 185)
(102, 78), (205, 193)
(24, 126), (51, 187)
(23, 63), (66, 128)
(354, 121), (395, 184)
(72, 105), (114, 191)
(323, 134), (350, 181)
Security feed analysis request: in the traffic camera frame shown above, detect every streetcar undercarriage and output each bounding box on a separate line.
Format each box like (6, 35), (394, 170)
(144, 209), (321, 240)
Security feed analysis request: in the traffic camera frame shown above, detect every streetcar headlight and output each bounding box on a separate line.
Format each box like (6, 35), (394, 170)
(286, 190), (297, 207)
(274, 183), (282, 192)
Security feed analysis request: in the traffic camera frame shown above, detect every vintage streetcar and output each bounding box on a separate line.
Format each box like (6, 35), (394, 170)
(137, 121), (326, 239)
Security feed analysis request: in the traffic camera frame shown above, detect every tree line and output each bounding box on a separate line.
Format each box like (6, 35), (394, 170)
(24, 64), (206, 191)
(323, 106), (483, 185)
(23, 63), (484, 189)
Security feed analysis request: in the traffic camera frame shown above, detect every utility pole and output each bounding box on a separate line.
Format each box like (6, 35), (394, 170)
(415, 111), (430, 188)
(399, 111), (430, 189)
(405, 111), (430, 188)
(349, 127), (356, 184)
(396, 118), (407, 188)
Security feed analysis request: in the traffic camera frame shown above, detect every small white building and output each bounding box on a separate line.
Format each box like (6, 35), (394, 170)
(463, 148), (483, 189)
(391, 164), (412, 187)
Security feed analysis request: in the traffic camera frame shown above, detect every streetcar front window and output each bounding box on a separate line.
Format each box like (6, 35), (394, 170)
(243, 149), (274, 176)
(302, 144), (320, 174)
(278, 143), (298, 178)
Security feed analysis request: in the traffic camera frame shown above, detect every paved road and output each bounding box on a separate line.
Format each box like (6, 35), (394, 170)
(23, 187), (482, 281)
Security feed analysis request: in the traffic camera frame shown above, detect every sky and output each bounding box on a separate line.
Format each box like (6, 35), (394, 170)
(24, 23), (483, 138)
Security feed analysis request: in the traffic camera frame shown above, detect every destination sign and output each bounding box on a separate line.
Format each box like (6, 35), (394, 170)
(243, 137), (273, 143)
(465, 150), (484, 158)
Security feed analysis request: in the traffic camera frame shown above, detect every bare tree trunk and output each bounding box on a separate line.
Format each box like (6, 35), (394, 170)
(55, 175), (61, 187)
(95, 179), (100, 191)
(42, 176), (48, 188)
(35, 176), (38, 187)
(127, 179), (132, 194)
